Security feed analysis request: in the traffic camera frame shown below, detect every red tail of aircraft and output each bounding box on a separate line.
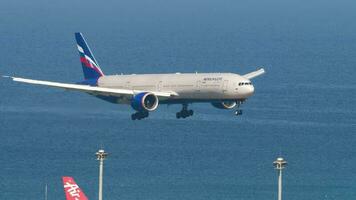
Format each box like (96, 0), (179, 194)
(62, 176), (88, 200)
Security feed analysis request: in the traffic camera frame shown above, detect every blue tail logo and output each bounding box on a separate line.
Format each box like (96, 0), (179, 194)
(75, 32), (104, 80)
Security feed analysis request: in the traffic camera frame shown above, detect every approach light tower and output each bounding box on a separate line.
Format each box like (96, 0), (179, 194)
(96, 149), (108, 200)
(273, 157), (287, 200)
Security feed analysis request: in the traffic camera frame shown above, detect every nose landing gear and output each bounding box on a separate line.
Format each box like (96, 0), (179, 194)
(131, 111), (149, 120)
(234, 110), (243, 116)
(176, 104), (194, 119)
(234, 100), (244, 116)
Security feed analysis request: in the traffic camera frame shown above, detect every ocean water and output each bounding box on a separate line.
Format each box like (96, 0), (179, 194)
(1, 0), (356, 199)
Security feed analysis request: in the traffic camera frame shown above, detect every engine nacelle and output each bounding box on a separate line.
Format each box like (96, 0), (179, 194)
(131, 92), (159, 112)
(211, 101), (237, 109)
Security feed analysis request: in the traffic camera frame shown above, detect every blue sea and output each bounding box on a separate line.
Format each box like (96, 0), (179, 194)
(1, 0), (356, 199)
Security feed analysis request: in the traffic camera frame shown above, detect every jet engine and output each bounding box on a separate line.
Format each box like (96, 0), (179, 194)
(211, 101), (237, 109)
(131, 92), (159, 112)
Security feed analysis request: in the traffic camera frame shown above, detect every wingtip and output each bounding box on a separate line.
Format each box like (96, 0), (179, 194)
(256, 67), (265, 74)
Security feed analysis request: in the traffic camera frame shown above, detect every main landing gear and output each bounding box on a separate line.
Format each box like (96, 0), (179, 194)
(176, 104), (194, 119)
(131, 111), (149, 120)
(234, 100), (244, 116)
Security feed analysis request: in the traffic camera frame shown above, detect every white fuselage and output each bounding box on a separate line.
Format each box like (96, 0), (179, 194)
(98, 73), (254, 103)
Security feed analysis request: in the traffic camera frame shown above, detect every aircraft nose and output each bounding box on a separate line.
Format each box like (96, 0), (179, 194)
(246, 85), (254, 97)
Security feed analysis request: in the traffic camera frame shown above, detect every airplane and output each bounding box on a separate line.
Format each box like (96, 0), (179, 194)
(4, 33), (265, 120)
(63, 176), (88, 200)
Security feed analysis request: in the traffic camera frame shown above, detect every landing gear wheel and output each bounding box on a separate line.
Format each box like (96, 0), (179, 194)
(176, 104), (194, 119)
(131, 111), (149, 120)
(234, 110), (243, 116)
(176, 112), (181, 119)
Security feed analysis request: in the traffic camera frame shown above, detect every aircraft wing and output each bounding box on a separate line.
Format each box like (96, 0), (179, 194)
(243, 68), (265, 80)
(4, 76), (178, 99)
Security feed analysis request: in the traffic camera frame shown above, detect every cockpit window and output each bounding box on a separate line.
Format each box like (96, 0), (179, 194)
(238, 82), (252, 86)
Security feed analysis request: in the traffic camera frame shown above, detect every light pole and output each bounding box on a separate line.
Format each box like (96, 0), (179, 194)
(96, 149), (108, 200)
(273, 157), (287, 200)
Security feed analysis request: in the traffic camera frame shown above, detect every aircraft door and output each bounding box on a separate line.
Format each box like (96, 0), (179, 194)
(222, 80), (228, 92)
(195, 80), (201, 92)
(157, 81), (163, 91)
(125, 81), (131, 89)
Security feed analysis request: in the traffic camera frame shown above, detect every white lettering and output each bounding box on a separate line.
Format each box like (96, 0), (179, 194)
(64, 182), (81, 197)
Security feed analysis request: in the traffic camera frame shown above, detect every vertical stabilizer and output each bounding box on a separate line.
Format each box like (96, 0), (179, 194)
(62, 176), (89, 200)
(75, 32), (104, 80)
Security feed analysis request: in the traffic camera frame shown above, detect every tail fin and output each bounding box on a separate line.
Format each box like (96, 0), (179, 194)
(75, 32), (104, 80)
(62, 176), (88, 200)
